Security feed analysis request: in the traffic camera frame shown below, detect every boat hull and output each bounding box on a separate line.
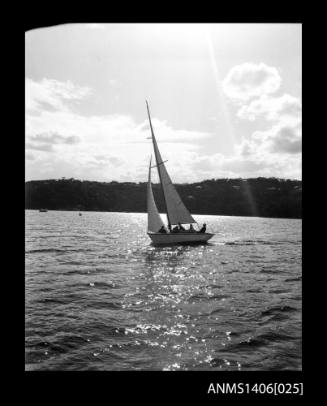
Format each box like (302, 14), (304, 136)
(148, 232), (214, 245)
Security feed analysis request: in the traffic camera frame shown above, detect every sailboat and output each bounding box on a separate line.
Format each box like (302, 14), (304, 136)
(146, 101), (214, 245)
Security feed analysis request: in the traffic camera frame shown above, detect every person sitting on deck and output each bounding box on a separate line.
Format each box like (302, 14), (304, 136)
(158, 225), (167, 233)
(178, 222), (185, 231)
(198, 223), (207, 233)
(172, 226), (179, 233)
(188, 224), (195, 233)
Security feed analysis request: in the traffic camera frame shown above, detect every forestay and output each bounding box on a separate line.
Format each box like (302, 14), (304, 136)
(146, 101), (196, 225)
(147, 158), (165, 233)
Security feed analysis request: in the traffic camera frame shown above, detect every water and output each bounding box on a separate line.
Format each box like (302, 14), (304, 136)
(25, 210), (302, 371)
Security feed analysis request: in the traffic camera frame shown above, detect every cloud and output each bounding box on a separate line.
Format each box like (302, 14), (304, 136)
(220, 153), (301, 179)
(25, 82), (211, 182)
(26, 75), (301, 182)
(237, 119), (301, 156)
(30, 132), (80, 145)
(219, 140), (300, 178)
(26, 78), (92, 113)
(265, 124), (302, 154)
(187, 147), (301, 180)
(26, 105), (211, 152)
(26, 142), (54, 152)
(26, 132), (80, 153)
(26, 108), (302, 181)
(138, 119), (211, 145)
(190, 156), (217, 172)
(186, 114), (301, 179)
(26, 152), (36, 160)
(93, 154), (124, 167)
(220, 156), (268, 174)
(220, 62), (301, 179)
(237, 94), (301, 122)
(222, 62), (281, 101)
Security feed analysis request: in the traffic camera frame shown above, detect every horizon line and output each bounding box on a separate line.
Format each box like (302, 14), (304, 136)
(25, 176), (302, 183)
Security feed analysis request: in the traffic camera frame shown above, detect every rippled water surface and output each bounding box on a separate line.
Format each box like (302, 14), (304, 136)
(25, 210), (302, 371)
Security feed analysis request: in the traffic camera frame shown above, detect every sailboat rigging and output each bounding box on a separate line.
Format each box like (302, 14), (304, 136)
(146, 101), (214, 245)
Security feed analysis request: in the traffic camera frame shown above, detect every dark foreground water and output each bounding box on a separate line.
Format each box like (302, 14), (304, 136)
(25, 210), (302, 371)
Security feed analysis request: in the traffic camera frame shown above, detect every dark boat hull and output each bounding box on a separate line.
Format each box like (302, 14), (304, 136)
(148, 232), (214, 245)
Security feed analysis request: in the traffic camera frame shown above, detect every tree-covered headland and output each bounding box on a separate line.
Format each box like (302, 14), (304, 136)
(25, 177), (302, 219)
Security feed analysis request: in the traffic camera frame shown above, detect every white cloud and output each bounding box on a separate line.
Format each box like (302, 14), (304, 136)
(138, 118), (211, 144)
(26, 132), (80, 153)
(222, 62), (281, 101)
(25, 152), (35, 160)
(26, 78), (92, 113)
(25, 78), (212, 182)
(221, 153), (301, 179)
(237, 119), (301, 156)
(237, 93), (301, 123)
(184, 113), (301, 180)
(188, 148), (301, 180)
(30, 132), (80, 145)
(26, 76), (301, 182)
(219, 63), (301, 179)
(260, 123), (302, 154)
(26, 142), (54, 152)
(92, 154), (124, 167)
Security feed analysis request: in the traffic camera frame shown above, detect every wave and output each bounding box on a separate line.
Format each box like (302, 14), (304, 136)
(88, 281), (120, 289)
(25, 212), (302, 371)
(260, 268), (278, 274)
(225, 241), (257, 246)
(256, 331), (300, 342)
(260, 305), (297, 317)
(188, 293), (229, 302)
(208, 308), (224, 316)
(220, 337), (266, 352)
(268, 288), (290, 294)
(285, 276), (302, 282)
(89, 300), (122, 310)
(220, 329), (299, 354)
(26, 333), (90, 357)
(26, 248), (93, 254)
(225, 239), (300, 247)
(26, 248), (66, 253)
(36, 298), (66, 305)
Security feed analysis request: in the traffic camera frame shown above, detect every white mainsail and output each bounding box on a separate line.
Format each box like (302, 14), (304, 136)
(147, 157), (165, 233)
(146, 101), (196, 225)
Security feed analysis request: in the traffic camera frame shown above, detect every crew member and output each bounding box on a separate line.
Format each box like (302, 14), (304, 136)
(178, 222), (185, 231)
(158, 225), (167, 233)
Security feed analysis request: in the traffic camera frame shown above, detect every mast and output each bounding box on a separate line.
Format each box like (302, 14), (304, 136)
(146, 100), (171, 228)
(146, 101), (195, 226)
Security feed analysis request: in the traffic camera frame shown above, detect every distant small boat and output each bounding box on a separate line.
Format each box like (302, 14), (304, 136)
(79, 213), (82, 216)
(145, 101), (214, 245)
(39, 209), (48, 212)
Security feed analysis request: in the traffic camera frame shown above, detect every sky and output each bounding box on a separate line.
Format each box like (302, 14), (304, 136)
(25, 23), (302, 183)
